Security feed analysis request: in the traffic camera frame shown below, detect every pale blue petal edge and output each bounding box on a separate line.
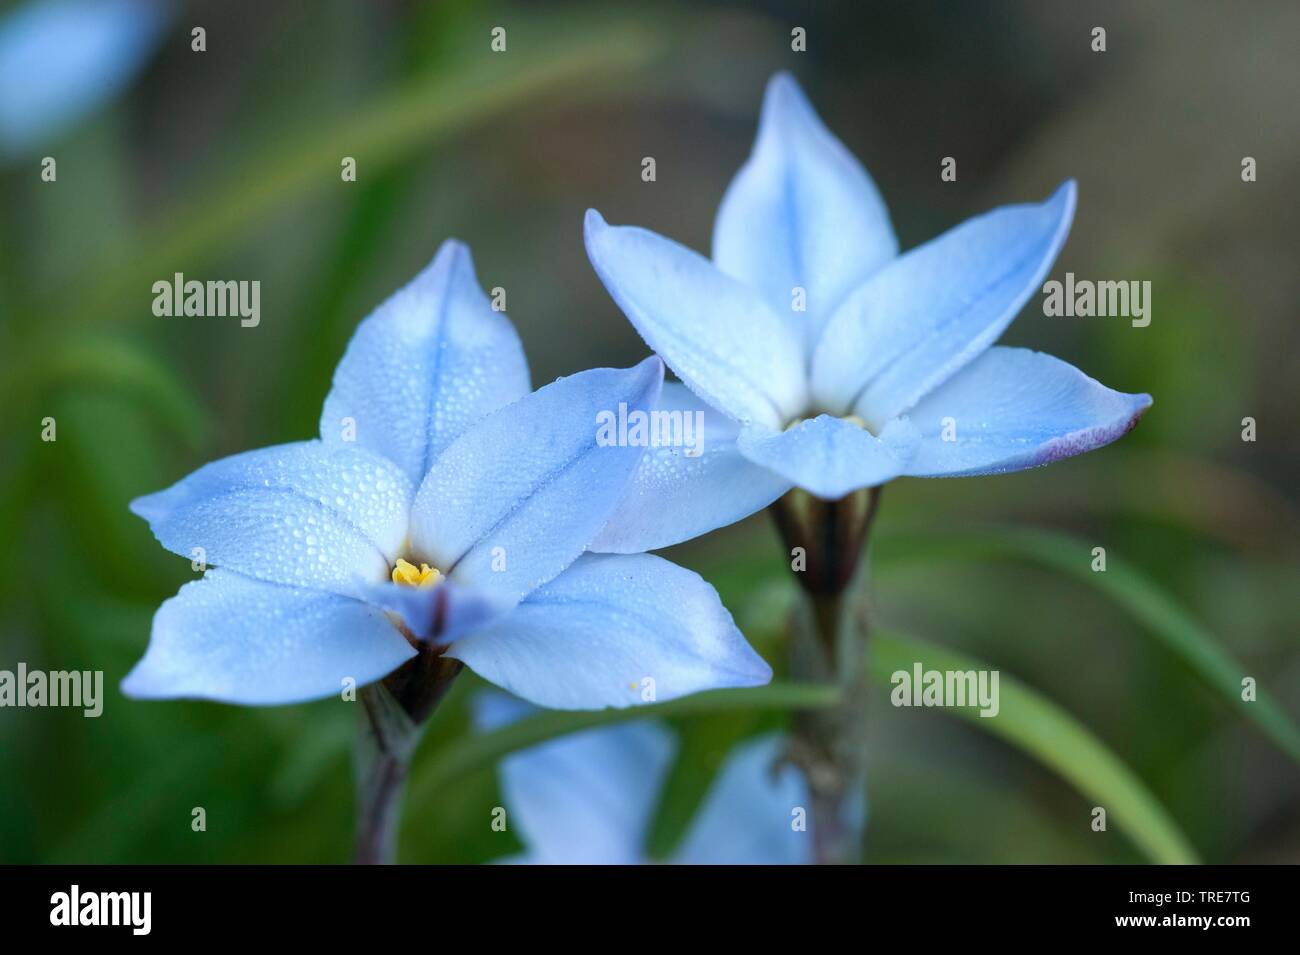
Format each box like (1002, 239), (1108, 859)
(712, 71), (898, 346)
(673, 733), (814, 865)
(121, 569), (415, 706)
(904, 346), (1153, 477)
(448, 553), (771, 710)
(736, 414), (919, 500)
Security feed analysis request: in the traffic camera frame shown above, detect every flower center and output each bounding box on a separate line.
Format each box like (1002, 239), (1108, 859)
(391, 558), (443, 588)
(784, 413), (874, 434)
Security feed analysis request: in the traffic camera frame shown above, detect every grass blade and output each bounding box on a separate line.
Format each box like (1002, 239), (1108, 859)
(874, 629), (1199, 864)
(878, 527), (1300, 764)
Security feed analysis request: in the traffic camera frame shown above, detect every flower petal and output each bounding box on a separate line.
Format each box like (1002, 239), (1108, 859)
(411, 359), (663, 607)
(589, 383), (790, 553)
(0, 0), (167, 158)
(812, 180), (1077, 428)
(121, 570), (416, 705)
(447, 553), (771, 710)
(903, 346), (1153, 477)
(673, 734), (813, 865)
(713, 72), (897, 345)
(736, 414), (918, 500)
(129, 441), (413, 595)
(584, 209), (807, 429)
(475, 693), (675, 865)
(319, 239), (530, 486)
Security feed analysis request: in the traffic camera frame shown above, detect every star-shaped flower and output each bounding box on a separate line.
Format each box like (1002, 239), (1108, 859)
(123, 240), (770, 709)
(585, 73), (1152, 551)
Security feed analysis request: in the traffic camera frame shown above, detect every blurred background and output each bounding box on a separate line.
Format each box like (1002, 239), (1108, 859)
(0, 0), (1297, 863)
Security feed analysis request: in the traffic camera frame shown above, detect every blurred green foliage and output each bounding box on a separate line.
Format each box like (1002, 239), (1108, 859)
(0, 0), (1296, 863)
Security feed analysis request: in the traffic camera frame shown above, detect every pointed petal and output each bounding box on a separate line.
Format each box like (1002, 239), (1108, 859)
(120, 570), (415, 705)
(736, 414), (917, 500)
(129, 441), (412, 595)
(411, 360), (662, 607)
(674, 734), (813, 865)
(812, 181), (1077, 427)
(447, 553), (771, 710)
(474, 693), (675, 865)
(585, 210), (807, 429)
(713, 72), (897, 343)
(904, 346), (1153, 477)
(590, 383), (790, 553)
(319, 240), (530, 486)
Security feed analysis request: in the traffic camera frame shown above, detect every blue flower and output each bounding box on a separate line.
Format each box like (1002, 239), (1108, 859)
(585, 73), (1153, 551)
(476, 693), (812, 864)
(0, 0), (168, 159)
(123, 241), (771, 708)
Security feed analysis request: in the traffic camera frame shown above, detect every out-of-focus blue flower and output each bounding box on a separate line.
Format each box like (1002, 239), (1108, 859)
(586, 73), (1152, 550)
(0, 0), (167, 158)
(476, 693), (812, 864)
(123, 240), (771, 708)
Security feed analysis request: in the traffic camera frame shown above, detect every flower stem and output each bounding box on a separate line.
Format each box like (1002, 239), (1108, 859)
(771, 486), (882, 864)
(353, 648), (462, 864)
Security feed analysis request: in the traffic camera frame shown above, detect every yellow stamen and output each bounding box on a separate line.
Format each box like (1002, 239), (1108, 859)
(391, 558), (442, 588)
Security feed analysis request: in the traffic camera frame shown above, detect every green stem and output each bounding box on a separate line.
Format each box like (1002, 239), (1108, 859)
(353, 648), (462, 864)
(771, 486), (881, 864)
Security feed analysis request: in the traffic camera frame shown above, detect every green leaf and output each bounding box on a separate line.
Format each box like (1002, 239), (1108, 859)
(877, 527), (1300, 765)
(2, 335), (209, 448)
(873, 630), (1199, 864)
(407, 682), (840, 803)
